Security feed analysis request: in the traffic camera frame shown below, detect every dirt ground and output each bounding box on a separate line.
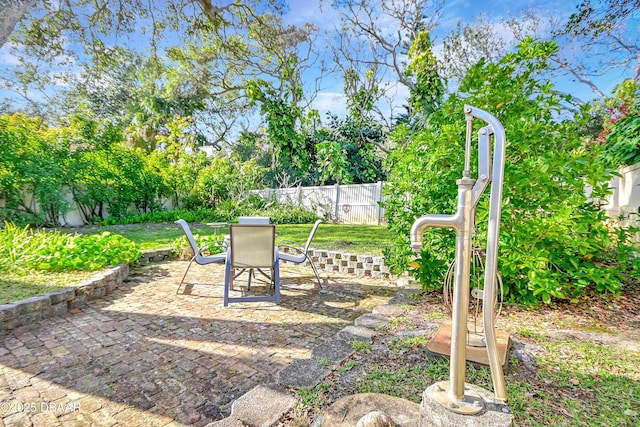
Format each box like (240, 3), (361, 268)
(281, 278), (640, 426)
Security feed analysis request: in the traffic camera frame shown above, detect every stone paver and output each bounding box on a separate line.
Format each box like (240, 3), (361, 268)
(276, 358), (331, 389)
(226, 384), (296, 427)
(0, 260), (403, 426)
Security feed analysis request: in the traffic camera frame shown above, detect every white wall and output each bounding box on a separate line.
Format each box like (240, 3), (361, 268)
(604, 162), (640, 242)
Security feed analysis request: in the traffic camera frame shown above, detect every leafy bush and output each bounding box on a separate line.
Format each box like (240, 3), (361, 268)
(96, 199), (318, 226)
(598, 80), (640, 167)
(603, 113), (640, 166)
(384, 38), (639, 305)
(97, 208), (219, 225)
(262, 205), (318, 224)
(0, 222), (142, 272)
(0, 114), (72, 226)
(311, 114), (387, 185)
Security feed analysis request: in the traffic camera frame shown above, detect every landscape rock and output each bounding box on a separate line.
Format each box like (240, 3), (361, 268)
(229, 384), (297, 427)
(357, 410), (398, 427)
(322, 393), (420, 427)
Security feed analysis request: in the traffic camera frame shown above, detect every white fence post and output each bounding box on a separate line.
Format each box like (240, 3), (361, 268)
(376, 181), (384, 226)
(334, 184), (340, 222)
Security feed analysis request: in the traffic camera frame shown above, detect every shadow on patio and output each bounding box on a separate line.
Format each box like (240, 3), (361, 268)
(0, 260), (406, 426)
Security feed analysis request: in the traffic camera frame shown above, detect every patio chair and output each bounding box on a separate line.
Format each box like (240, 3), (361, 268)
(236, 217), (270, 281)
(224, 224), (280, 306)
(278, 219), (323, 288)
(238, 216), (270, 224)
(175, 219), (227, 293)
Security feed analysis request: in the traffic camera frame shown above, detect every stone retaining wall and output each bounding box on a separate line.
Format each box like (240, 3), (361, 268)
(0, 249), (173, 334)
(279, 248), (393, 279)
(0, 248), (394, 334)
(0, 265), (128, 334)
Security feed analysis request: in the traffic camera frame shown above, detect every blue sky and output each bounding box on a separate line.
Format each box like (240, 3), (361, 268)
(281, 0), (634, 118)
(0, 0), (636, 123)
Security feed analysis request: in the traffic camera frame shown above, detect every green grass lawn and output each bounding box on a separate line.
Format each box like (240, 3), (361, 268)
(90, 222), (393, 254)
(276, 223), (393, 255)
(0, 222), (393, 304)
(0, 270), (96, 304)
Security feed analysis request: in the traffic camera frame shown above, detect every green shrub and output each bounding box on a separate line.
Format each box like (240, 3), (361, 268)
(96, 201), (318, 226)
(0, 114), (71, 226)
(97, 208), (219, 225)
(384, 38), (639, 305)
(263, 205), (318, 224)
(0, 222), (142, 272)
(603, 114), (640, 166)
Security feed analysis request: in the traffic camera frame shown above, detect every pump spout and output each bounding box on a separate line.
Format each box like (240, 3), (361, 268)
(410, 213), (461, 252)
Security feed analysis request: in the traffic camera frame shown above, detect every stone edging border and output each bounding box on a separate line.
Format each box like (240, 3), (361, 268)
(0, 249), (173, 335)
(0, 264), (129, 335)
(284, 248), (395, 280)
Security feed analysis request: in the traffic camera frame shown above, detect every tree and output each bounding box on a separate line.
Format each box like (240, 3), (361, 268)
(2, 0), (321, 153)
(56, 113), (170, 223)
(405, 30), (444, 118)
(312, 114), (386, 185)
(325, 0), (444, 125)
(384, 38), (639, 304)
(0, 0), (35, 47)
(246, 73), (315, 184)
(0, 113), (71, 225)
(437, 3), (640, 104)
(559, 0), (640, 92)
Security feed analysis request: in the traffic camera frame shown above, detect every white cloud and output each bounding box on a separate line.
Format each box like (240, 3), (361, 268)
(312, 91), (347, 116)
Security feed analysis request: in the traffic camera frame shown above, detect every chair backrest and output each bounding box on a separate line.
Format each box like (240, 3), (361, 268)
(303, 220), (323, 252)
(238, 216), (270, 224)
(175, 219), (200, 256)
(229, 224), (275, 268)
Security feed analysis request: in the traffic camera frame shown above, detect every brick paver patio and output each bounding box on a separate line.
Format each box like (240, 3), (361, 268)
(0, 260), (401, 426)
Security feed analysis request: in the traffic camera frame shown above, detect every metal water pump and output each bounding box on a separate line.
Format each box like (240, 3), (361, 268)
(410, 105), (507, 414)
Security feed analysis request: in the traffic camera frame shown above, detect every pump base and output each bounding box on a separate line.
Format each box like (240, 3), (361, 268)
(430, 381), (484, 414)
(420, 381), (514, 426)
(427, 321), (511, 368)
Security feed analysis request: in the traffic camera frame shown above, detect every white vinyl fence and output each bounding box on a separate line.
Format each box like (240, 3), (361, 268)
(252, 181), (386, 225)
(3, 163), (639, 230)
(604, 162), (640, 241)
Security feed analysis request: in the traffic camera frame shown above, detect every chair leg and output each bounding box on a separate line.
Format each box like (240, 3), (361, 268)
(224, 261), (231, 307)
(274, 262), (281, 305)
(177, 257), (196, 294)
(306, 254), (323, 289)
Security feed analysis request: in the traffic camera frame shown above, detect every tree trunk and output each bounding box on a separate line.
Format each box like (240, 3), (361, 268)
(0, 0), (36, 47)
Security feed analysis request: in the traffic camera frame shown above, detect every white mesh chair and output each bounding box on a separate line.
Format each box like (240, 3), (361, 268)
(224, 224), (280, 306)
(278, 219), (323, 288)
(238, 216), (270, 224)
(236, 217), (270, 281)
(175, 219), (227, 293)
